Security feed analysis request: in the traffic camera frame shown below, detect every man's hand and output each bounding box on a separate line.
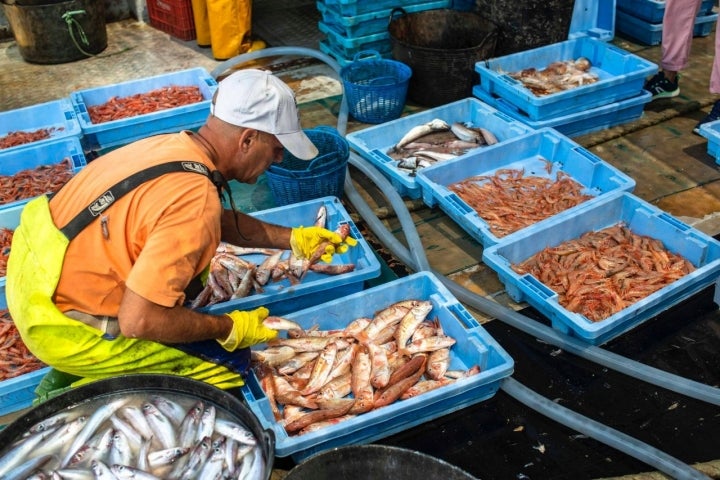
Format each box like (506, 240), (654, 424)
(218, 307), (278, 351)
(290, 225), (358, 263)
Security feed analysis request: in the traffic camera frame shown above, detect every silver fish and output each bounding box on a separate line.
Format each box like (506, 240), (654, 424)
(119, 405), (154, 441)
(450, 122), (482, 142)
(53, 468), (96, 480)
(196, 405), (217, 443)
(414, 150), (457, 162)
(225, 438), (239, 475)
(178, 401), (203, 448)
(108, 430), (134, 467)
(177, 436), (213, 480)
(109, 414), (142, 451)
(111, 464), (162, 480)
(90, 460), (117, 480)
(0, 426), (58, 476)
(4, 454), (56, 480)
(198, 445), (225, 479)
(151, 395), (187, 426)
(61, 398), (128, 467)
(148, 446), (190, 469)
(393, 118), (451, 151)
(68, 426), (115, 468)
(136, 435), (153, 472)
(25, 411), (75, 437)
(214, 418), (257, 446)
(314, 204), (327, 228)
(479, 127), (498, 145)
(142, 401), (177, 450)
(37, 415), (89, 458)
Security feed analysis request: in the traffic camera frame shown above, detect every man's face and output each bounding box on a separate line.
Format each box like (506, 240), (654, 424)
(237, 130), (285, 184)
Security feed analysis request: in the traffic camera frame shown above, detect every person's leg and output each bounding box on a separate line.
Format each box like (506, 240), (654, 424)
(694, 16), (720, 133)
(645, 0), (703, 98)
(661, 0), (703, 76)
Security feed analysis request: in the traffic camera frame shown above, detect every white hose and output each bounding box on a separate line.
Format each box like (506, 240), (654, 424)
(210, 47), (713, 480)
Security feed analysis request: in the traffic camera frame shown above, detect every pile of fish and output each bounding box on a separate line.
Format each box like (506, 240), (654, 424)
(252, 299), (481, 436)
(190, 205), (356, 309)
(386, 118), (500, 175)
(0, 308), (46, 381)
(449, 162), (593, 238)
(0, 158), (74, 207)
(507, 57), (599, 96)
(511, 223), (696, 321)
(1, 226), (12, 277)
(0, 392), (266, 480)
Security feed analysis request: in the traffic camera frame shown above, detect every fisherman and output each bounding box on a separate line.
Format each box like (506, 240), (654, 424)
(6, 68), (357, 401)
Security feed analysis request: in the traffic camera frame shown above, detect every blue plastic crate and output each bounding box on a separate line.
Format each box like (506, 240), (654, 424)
(568, 0), (617, 41)
(237, 271), (514, 460)
(482, 191), (720, 345)
(200, 196), (381, 317)
(616, 0), (715, 24)
(0, 136), (86, 213)
(317, 0), (450, 38)
(415, 128), (637, 247)
(345, 98), (535, 200)
(0, 285), (50, 419)
(473, 86), (651, 138)
(698, 119), (720, 164)
(616, 10), (718, 46)
(318, 21), (392, 59)
(0, 98), (82, 156)
(70, 67), (217, 150)
(0, 203), (24, 292)
(474, 36), (657, 121)
(321, 0), (441, 16)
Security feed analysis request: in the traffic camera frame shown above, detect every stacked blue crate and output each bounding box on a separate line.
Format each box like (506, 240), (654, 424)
(317, 0), (452, 67)
(616, 0), (717, 46)
(473, 1), (659, 138)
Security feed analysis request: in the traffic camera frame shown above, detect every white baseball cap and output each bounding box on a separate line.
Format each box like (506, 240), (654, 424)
(211, 69), (319, 160)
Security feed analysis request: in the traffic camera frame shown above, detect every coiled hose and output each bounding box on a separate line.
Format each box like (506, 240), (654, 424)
(212, 47), (714, 480)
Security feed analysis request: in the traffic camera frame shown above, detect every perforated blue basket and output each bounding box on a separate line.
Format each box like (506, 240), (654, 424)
(340, 50), (412, 124)
(265, 126), (349, 206)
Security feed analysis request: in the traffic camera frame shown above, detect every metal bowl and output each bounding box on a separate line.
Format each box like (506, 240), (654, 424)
(0, 373), (275, 479)
(285, 444), (479, 480)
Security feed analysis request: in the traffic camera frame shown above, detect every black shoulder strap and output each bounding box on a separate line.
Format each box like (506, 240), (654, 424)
(59, 161), (224, 240)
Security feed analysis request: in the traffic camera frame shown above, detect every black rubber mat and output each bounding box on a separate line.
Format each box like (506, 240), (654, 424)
(252, 0), (323, 49)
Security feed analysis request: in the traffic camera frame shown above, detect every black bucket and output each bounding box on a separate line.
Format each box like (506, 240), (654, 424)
(1, 0), (107, 64)
(475, 0), (576, 56)
(284, 444), (480, 480)
(0, 374), (275, 478)
(388, 8), (497, 108)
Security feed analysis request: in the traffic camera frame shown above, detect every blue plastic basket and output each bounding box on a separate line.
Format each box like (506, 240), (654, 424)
(340, 50), (412, 124)
(265, 127), (349, 206)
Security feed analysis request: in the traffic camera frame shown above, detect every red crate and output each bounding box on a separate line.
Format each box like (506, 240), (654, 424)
(147, 0), (196, 41)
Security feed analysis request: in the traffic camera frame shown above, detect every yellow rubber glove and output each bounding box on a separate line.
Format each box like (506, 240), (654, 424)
(290, 226), (358, 263)
(218, 307), (278, 351)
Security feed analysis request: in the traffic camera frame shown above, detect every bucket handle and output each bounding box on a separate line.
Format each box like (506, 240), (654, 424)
(62, 10), (97, 58)
(388, 7), (407, 28)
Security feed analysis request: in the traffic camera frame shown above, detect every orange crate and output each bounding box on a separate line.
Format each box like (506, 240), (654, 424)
(147, 0), (196, 41)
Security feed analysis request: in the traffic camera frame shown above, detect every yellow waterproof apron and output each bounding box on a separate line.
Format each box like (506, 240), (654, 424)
(6, 162), (247, 392)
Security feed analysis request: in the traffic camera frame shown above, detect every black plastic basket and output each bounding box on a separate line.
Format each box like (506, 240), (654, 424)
(340, 50), (412, 124)
(265, 126), (349, 206)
